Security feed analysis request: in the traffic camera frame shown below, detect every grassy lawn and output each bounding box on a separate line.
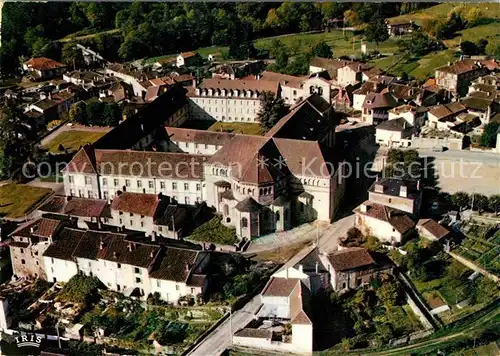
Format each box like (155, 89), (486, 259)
(250, 241), (309, 263)
(208, 121), (263, 136)
(255, 29), (401, 56)
(43, 130), (107, 154)
(388, 3), (500, 26)
(188, 216), (238, 245)
(0, 184), (52, 218)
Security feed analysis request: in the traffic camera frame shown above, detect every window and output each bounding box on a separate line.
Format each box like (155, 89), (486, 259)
(184, 183), (189, 191)
(140, 221), (144, 228)
(175, 285), (180, 291)
(159, 227), (163, 232)
(102, 178), (107, 186)
(185, 197), (190, 205)
(51, 258), (55, 264)
(388, 198), (392, 203)
(149, 181), (154, 189)
(68, 175), (74, 183)
(20, 248), (24, 254)
(196, 183), (201, 191)
(70, 189), (75, 196)
(134, 267), (141, 274)
(157, 280), (161, 288)
(137, 180), (142, 188)
(160, 181), (165, 189)
(241, 217), (248, 228)
(85, 176), (92, 185)
(21, 259), (26, 265)
(172, 182), (177, 190)
(103, 191), (109, 200)
(136, 277), (142, 284)
(129, 220), (133, 226)
(119, 218), (123, 225)
(191, 288), (195, 294)
(117, 263), (121, 269)
(87, 190), (93, 198)
(78, 190), (83, 198)
(114, 178), (119, 186)
(125, 179), (130, 187)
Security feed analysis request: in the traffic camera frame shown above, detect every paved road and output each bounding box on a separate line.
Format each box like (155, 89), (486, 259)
(187, 296), (262, 356)
(317, 214), (355, 253)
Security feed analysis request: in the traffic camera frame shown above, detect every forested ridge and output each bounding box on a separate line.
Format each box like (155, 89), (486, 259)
(0, 2), (433, 76)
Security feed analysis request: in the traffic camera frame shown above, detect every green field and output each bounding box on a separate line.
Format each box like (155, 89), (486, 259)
(0, 184), (52, 218)
(43, 130), (108, 154)
(208, 121), (263, 136)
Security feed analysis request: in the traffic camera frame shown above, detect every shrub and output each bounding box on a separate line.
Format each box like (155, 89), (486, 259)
(188, 217), (238, 245)
(57, 275), (102, 306)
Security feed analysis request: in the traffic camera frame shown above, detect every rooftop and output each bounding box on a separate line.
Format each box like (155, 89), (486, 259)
(110, 192), (163, 217)
(326, 247), (375, 271)
(354, 200), (415, 234)
(39, 195), (109, 218)
(417, 219), (450, 239)
(25, 57), (66, 71)
(262, 277), (300, 297)
(376, 117), (412, 132)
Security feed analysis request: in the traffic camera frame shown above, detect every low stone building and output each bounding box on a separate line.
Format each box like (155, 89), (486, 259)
(416, 218), (451, 241)
(375, 117), (413, 148)
(319, 247), (392, 291)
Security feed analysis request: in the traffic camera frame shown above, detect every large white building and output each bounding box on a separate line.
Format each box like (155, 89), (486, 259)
(43, 227), (209, 302)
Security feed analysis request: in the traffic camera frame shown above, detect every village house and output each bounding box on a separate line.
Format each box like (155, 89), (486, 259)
(461, 96), (497, 124)
(388, 104), (427, 129)
(427, 102), (468, 131)
(8, 217), (67, 280)
(361, 92), (399, 125)
(319, 247), (393, 291)
(234, 276), (313, 354)
(37, 195), (110, 230)
(416, 218), (451, 241)
(42, 227), (209, 302)
(164, 127), (235, 155)
(352, 81), (385, 111)
(368, 177), (422, 216)
(23, 57), (67, 81)
(385, 19), (414, 36)
(375, 117), (413, 148)
(435, 59), (498, 98)
(176, 52), (199, 67)
(354, 201), (415, 244)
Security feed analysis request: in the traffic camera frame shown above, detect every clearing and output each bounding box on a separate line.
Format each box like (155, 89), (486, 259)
(0, 184), (52, 218)
(57, 28), (120, 43)
(43, 130), (108, 154)
(181, 119), (263, 136)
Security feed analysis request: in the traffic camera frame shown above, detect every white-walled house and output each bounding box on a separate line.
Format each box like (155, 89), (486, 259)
(375, 117), (413, 148)
(388, 104), (427, 129)
(164, 127), (234, 155)
(354, 201), (415, 244)
(368, 178), (422, 216)
(42, 227), (210, 302)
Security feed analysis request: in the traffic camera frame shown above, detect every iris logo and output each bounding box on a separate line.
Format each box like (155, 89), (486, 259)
(14, 334), (42, 348)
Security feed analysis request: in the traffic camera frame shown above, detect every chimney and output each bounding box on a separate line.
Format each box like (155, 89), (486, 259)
(447, 61), (451, 66)
(360, 203), (368, 213)
(150, 251), (154, 258)
(113, 252), (117, 259)
(315, 262), (319, 274)
(100, 239), (104, 250)
(298, 264), (303, 273)
(192, 78), (196, 88)
(400, 185), (408, 198)
(140, 124), (144, 132)
(30, 227), (34, 234)
(128, 242), (133, 252)
(417, 179), (421, 191)
(151, 232), (156, 242)
(374, 183), (385, 193)
(185, 263), (190, 272)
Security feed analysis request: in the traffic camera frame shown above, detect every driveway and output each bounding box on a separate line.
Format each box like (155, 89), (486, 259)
(187, 296), (262, 356)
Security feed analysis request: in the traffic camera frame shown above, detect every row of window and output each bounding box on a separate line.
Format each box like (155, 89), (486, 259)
(193, 98), (258, 106)
(69, 176), (202, 192)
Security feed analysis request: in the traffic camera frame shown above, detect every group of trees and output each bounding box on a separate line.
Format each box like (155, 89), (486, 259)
(460, 39), (489, 56)
(421, 5), (482, 40)
(449, 191), (500, 214)
(69, 100), (122, 127)
(479, 122), (499, 148)
(1, 2), (435, 76)
(0, 105), (41, 180)
(398, 30), (444, 58)
(384, 149), (422, 179)
(257, 91), (289, 132)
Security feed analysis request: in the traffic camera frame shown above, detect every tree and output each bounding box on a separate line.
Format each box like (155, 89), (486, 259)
(464, 7), (482, 28)
(341, 337), (353, 352)
(460, 41), (479, 56)
(472, 194), (489, 213)
(102, 103), (122, 127)
(375, 280), (400, 311)
(480, 122), (499, 148)
(86, 99), (106, 126)
(311, 40), (333, 58)
(61, 42), (85, 69)
(257, 91), (289, 132)
(343, 10), (359, 27)
(488, 195), (500, 215)
(365, 16), (389, 49)
(485, 43), (500, 60)
(398, 31), (443, 58)
(451, 191), (469, 211)
(69, 102), (88, 125)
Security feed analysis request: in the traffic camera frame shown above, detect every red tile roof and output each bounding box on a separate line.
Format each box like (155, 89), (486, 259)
(39, 195), (108, 218)
(326, 247), (375, 271)
(261, 277), (300, 297)
(354, 200), (415, 234)
(417, 219), (450, 239)
(10, 218), (62, 239)
(110, 192), (161, 217)
(165, 127), (235, 146)
(149, 247), (206, 282)
(198, 78), (279, 95)
(25, 57), (65, 71)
